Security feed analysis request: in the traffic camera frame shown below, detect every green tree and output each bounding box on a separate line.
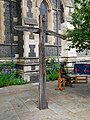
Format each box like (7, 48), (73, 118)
(66, 0), (90, 52)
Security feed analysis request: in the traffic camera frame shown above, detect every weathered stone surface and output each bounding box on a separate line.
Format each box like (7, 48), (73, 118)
(0, 79), (90, 120)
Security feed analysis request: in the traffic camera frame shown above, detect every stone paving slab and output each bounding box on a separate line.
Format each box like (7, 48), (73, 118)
(75, 108), (90, 117)
(0, 102), (14, 115)
(0, 80), (90, 120)
(10, 97), (30, 114)
(0, 108), (20, 120)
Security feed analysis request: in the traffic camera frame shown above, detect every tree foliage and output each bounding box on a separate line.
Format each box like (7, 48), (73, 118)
(66, 0), (90, 52)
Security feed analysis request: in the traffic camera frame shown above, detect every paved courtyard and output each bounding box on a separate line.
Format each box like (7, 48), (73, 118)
(0, 79), (90, 120)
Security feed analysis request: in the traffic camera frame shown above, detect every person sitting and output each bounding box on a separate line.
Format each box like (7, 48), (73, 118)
(60, 62), (75, 88)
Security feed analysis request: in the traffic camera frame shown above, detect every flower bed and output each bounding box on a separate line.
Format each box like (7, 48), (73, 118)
(0, 62), (26, 87)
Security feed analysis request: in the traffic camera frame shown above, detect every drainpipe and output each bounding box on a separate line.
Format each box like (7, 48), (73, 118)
(56, 0), (59, 63)
(9, 0), (13, 62)
(56, 0), (61, 63)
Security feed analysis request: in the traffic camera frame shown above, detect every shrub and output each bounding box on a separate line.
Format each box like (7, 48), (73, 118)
(0, 62), (26, 87)
(46, 59), (60, 81)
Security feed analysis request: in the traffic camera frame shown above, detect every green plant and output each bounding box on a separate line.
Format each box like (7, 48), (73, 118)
(66, 0), (90, 52)
(0, 62), (26, 87)
(0, 63), (4, 72)
(46, 59), (60, 81)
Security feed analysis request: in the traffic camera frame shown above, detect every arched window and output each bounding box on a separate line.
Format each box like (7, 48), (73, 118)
(40, 1), (47, 16)
(40, 1), (48, 42)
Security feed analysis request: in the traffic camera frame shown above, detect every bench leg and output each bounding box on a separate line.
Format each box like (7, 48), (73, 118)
(62, 78), (65, 87)
(55, 78), (64, 91)
(86, 76), (88, 83)
(75, 76), (78, 83)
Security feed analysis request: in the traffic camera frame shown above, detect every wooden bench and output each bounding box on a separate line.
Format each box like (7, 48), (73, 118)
(55, 70), (65, 90)
(69, 74), (88, 83)
(55, 72), (76, 90)
(55, 71), (88, 90)
(75, 75), (88, 83)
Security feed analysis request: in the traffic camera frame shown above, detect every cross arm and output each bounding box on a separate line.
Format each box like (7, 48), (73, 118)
(46, 30), (66, 40)
(14, 26), (40, 34)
